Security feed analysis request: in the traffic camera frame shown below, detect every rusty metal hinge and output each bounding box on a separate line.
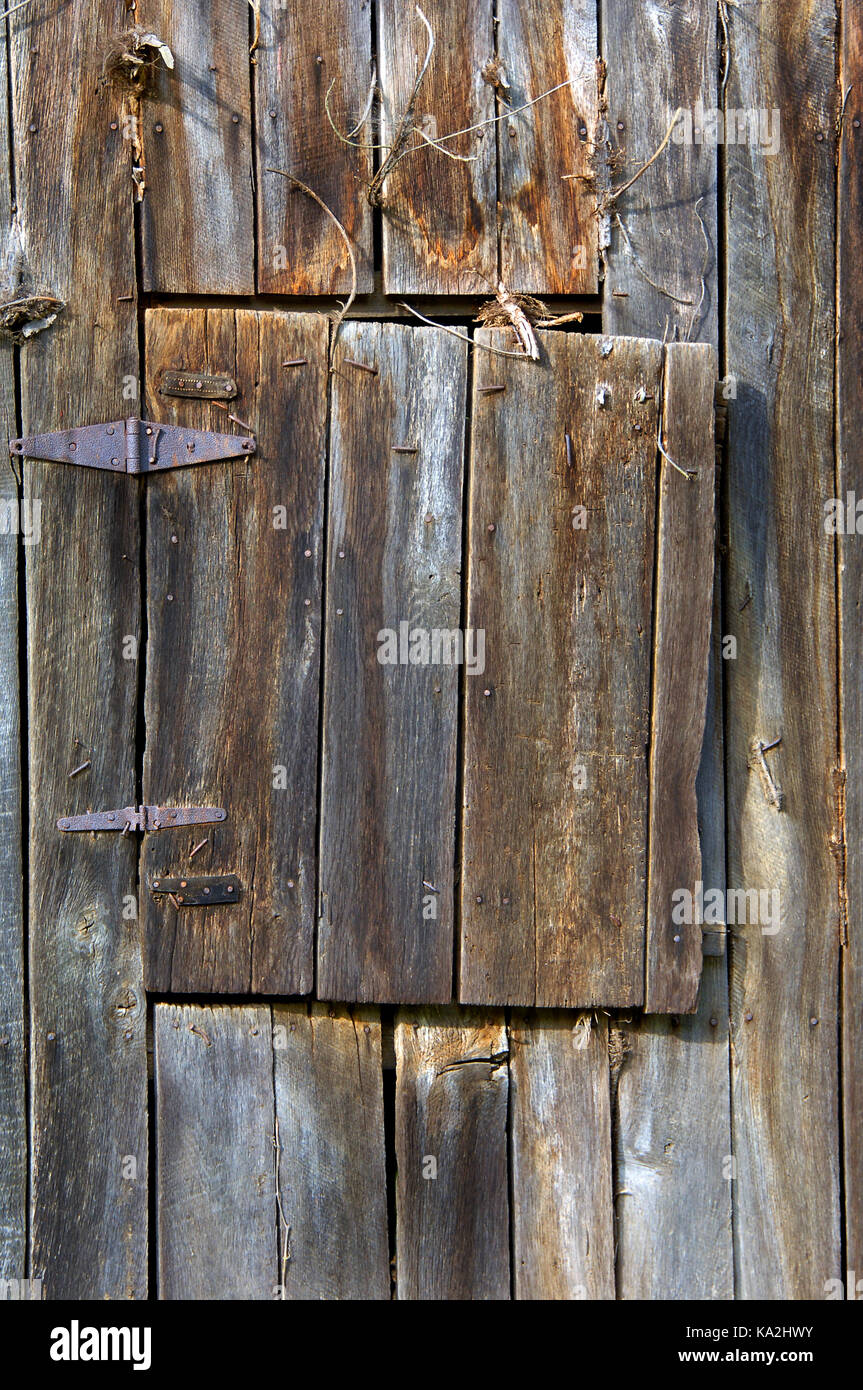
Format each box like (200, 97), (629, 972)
(150, 874), (242, 905)
(57, 805), (226, 834)
(10, 417), (255, 474)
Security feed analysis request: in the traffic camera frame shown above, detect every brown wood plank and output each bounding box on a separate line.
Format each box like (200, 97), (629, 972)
(460, 331), (661, 1008)
(0, 16), (23, 1280)
(142, 0), (254, 293)
(319, 322), (466, 1003)
(724, 0), (840, 1296)
(143, 309), (326, 994)
(601, 0), (718, 343)
(497, 0), (597, 294)
(509, 1011), (614, 1299)
(379, 0), (496, 294)
(272, 1004), (389, 1299)
(394, 1008), (509, 1299)
(155, 1004), (276, 1299)
(256, 0), (373, 293)
(615, 959), (733, 1299)
(838, 0), (863, 1286)
(12, 0), (147, 1297)
(645, 342), (715, 1013)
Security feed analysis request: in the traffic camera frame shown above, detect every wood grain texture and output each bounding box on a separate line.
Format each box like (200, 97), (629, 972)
(509, 1012), (614, 1300)
(319, 323), (466, 1003)
(601, 0), (718, 343)
(13, 0), (147, 1299)
(256, 0), (373, 293)
(142, 0), (254, 292)
(272, 1004), (389, 1299)
(645, 343), (715, 1013)
(0, 18), (23, 1280)
(460, 331), (661, 1008)
(379, 0), (496, 294)
(724, 0), (840, 1296)
(155, 1004), (276, 1300)
(497, 0), (597, 293)
(143, 309), (326, 994)
(395, 1008), (509, 1299)
(838, 0), (863, 1282)
(615, 959), (733, 1299)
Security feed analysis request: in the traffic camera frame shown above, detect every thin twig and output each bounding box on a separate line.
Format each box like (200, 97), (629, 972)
(0, 0), (35, 18)
(657, 378), (697, 481)
(615, 213), (694, 305)
(534, 310), (584, 327)
(273, 1120), (291, 1299)
(838, 83), (853, 140)
(718, 1), (731, 98)
(266, 169), (357, 361)
(367, 5), (434, 205)
(603, 107), (683, 210)
(687, 196), (711, 341)
(398, 301), (541, 359)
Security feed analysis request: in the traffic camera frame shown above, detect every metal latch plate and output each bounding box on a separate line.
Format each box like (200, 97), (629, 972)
(150, 874), (241, 905)
(159, 370), (237, 401)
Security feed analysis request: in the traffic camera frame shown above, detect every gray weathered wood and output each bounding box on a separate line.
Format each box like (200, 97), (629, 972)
(509, 1011), (614, 1300)
(724, 0), (840, 1296)
(497, 0), (598, 294)
(143, 309), (326, 994)
(461, 331), (661, 1008)
(319, 322), (466, 1003)
(155, 1004), (276, 1299)
(838, 0), (863, 1283)
(13, 0), (148, 1297)
(272, 1004), (389, 1299)
(379, 0), (496, 294)
(601, 0), (718, 343)
(645, 343), (715, 1013)
(143, 0), (254, 293)
(395, 1008), (509, 1299)
(0, 16), (23, 1281)
(615, 959), (733, 1299)
(256, 0), (373, 293)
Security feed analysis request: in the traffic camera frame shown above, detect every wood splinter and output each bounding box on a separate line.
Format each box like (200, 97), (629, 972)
(749, 736), (784, 811)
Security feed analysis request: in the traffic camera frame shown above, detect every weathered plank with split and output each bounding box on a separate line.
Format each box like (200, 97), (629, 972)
(838, 0), (863, 1283)
(379, 0), (497, 294)
(0, 20), (23, 1281)
(319, 322), (466, 1003)
(461, 331), (661, 1008)
(256, 0), (373, 293)
(509, 1012), (614, 1299)
(272, 1004), (389, 1299)
(155, 1004), (276, 1300)
(601, 0), (718, 343)
(724, 0), (840, 1296)
(615, 961), (733, 1299)
(395, 1009), (509, 1299)
(497, 0), (598, 294)
(645, 342), (715, 1013)
(142, 0), (254, 293)
(13, 0), (148, 1297)
(143, 309), (326, 994)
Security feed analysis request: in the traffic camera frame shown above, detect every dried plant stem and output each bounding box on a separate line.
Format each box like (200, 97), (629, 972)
(367, 5), (434, 206)
(398, 301), (540, 360)
(604, 107), (683, 208)
(266, 169), (356, 363)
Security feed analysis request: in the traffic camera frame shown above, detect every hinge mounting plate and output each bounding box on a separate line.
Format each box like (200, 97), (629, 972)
(57, 805), (226, 833)
(10, 417), (255, 474)
(150, 874), (242, 905)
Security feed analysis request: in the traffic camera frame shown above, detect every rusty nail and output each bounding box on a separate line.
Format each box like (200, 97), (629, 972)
(392, 446), (418, 454)
(190, 838), (208, 860)
(28, 122), (37, 133)
(475, 894), (483, 904)
(116, 294), (134, 301)
(810, 1016), (819, 1026)
(226, 884), (234, 893)
(282, 358), (308, 367)
(478, 384), (505, 395)
(709, 1016), (718, 1027)
(565, 433), (573, 469)
(154, 123), (163, 134)
(287, 878), (295, 888)
(231, 113), (240, 124)
(484, 687), (491, 696)
(166, 594), (174, 602)
(304, 548), (312, 557)
(180, 880), (188, 889)
(744, 1011), (753, 1022)
(611, 289), (630, 298)
(269, 109), (277, 119)
(110, 121), (118, 131)
(762, 736), (782, 753)
(344, 358), (378, 375)
(487, 522), (496, 533)
(68, 760), (91, 778)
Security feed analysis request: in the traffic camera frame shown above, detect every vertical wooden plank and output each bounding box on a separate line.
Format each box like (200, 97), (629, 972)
(13, 0), (147, 1299)
(256, 0), (373, 293)
(615, 962), (733, 1299)
(645, 343), (716, 1013)
(395, 1008), (509, 1299)
(509, 1012), (614, 1300)
(724, 0), (840, 1296)
(379, 0), (496, 294)
(601, 0), (718, 344)
(272, 1004), (389, 1299)
(497, 0), (598, 294)
(142, 0), (254, 293)
(0, 16), (23, 1281)
(319, 322), (466, 1003)
(143, 309), (326, 994)
(461, 331), (661, 1008)
(155, 1004), (276, 1300)
(838, 0), (863, 1285)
